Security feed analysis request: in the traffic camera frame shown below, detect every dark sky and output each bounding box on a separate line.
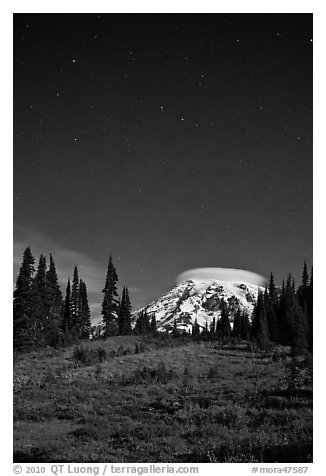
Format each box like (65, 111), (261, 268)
(14, 13), (313, 321)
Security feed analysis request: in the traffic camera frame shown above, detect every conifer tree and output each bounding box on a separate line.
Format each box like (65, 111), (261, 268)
(192, 318), (200, 339)
(45, 253), (63, 322)
(302, 261), (309, 288)
(13, 247), (36, 349)
(31, 254), (47, 317)
(78, 279), (91, 339)
(150, 313), (157, 334)
(210, 316), (216, 338)
(275, 274), (295, 346)
(118, 286), (132, 335)
(102, 255), (119, 336)
(291, 300), (308, 356)
(268, 272), (276, 303)
(251, 291), (269, 350)
(240, 311), (251, 340)
(33, 254), (47, 303)
(134, 310), (150, 335)
(307, 267), (313, 350)
(265, 280), (279, 343)
(219, 304), (231, 344)
(233, 309), (241, 340)
(62, 278), (72, 333)
(277, 280), (288, 344)
(71, 266), (80, 329)
(30, 254), (49, 345)
(285, 273), (296, 343)
(124, 287), (132, 334)
(204, 320), (209, 336)
(297, 262), (310, 331)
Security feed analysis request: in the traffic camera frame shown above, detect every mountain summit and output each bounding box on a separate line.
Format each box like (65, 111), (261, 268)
(134, 279), (262, 332)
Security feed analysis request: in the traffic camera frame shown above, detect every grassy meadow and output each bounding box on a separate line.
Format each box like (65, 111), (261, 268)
(13, 336), (313, 463)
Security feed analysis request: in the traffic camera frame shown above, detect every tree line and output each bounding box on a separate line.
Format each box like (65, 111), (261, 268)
(13, 248), (135, 350)
(13, 247), (93, 350)
(14, 247), (313, 356)
(181, 262), (313, 356)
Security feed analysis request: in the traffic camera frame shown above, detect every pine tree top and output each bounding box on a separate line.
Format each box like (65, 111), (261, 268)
(14, 247), (36, 297)
(302, 260), (309, 288)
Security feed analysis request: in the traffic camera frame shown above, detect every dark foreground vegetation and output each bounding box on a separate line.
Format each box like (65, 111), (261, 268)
(14, 335), (312, 463)
(13, 249), (313, 462)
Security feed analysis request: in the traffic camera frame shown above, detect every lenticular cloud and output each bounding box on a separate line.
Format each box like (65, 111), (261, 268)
(177, 267), (266, 286)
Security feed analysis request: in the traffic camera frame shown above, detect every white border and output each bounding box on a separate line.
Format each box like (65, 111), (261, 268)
(4, 2), (322, 474)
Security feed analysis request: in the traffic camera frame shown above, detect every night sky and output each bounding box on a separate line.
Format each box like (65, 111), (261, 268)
(14, 13), (313, 322)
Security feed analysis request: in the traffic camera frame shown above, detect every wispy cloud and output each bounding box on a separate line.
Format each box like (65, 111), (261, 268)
(177, 267), (266, 286)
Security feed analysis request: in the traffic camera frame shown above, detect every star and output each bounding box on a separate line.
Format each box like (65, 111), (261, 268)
(72, 59), (77, 63)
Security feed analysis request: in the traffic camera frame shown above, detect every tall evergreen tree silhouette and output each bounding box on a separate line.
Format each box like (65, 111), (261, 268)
(62, 278), (72, 333)
(277, 280), (288, 344)
(192, 318), (200, 339)
(251, 291), (269, 350)
(150, 313), (157, 334)
(302, 261), (309, 288)
(268, 272), (276, 302)
(210, 316), (216, 338)
(240, 311), (251, 340)
(284, 273), (296, 344)
(13, 247), (36, 349)
(134, 310), (150, 335)
(45, 253), (63, 322)
(78, 279), (91, 338)
(233, 309), (241, 340)
(266, 277), (279, 342)
(71, 266), (80, 329)
(307, 267), (313, 350)
(219, 302), (231, 344)
(32, 254), (47, 316)
(33, 254), (47, 302)
(102, 254), (119, 336)
(30, 254), (49, 345)
(118, 286), (132, 335)
(291, 299), (308, 356)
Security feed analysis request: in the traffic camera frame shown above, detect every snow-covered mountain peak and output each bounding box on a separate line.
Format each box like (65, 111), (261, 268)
(134, 279), (262, 332)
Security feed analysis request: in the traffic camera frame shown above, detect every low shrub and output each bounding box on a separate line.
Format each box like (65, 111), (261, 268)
(73, 346), (107, 365)
(122, 361), (178, 385)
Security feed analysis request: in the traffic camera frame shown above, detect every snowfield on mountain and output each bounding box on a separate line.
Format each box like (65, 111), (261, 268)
(133, 279), (264, 332)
